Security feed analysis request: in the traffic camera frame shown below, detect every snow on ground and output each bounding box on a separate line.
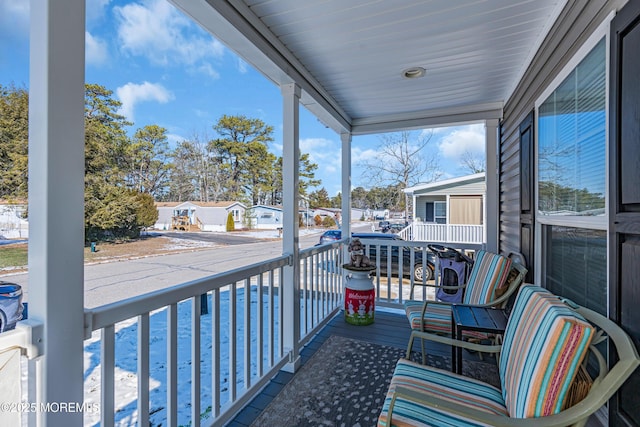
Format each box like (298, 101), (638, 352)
(151, 227), (327, 252)
(83, 286), (281, 427)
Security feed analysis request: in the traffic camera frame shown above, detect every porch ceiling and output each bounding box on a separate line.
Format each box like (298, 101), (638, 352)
(172, 0), (566, 134)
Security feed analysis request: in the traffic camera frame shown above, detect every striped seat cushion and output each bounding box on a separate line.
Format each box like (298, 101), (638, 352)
(378, 358), (508, 427)
(462, 250), (512, 305)
(404, 301), (489, 339)
(500, 285), (595, 418)
(403, 250), (512, 338)
(405, 301), (450, 333)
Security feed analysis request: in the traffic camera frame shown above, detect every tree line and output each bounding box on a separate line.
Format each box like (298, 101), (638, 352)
(1, 83), (444, 239)
(1, 83), (322, 240)
(306, 184), (407, 213)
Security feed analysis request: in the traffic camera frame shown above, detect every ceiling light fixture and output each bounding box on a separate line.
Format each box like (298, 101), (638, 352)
(401, 66), (426, 79)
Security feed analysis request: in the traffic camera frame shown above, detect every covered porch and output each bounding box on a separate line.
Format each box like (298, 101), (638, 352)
(5, 0), (640, 426)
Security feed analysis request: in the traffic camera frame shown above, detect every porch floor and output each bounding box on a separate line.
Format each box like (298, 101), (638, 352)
(226, 307), (605, 427)
(226, 307), (485, 426)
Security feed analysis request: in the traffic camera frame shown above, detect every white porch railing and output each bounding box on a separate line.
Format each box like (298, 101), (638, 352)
(1, 239), (489, 426)
(77, 242), (344, 427)
(399, 223), (484, 244)
(0, 320), (43, 427)
(357, 238), (482, 307)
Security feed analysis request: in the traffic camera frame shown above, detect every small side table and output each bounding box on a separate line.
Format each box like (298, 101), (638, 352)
(451, 305), (508, 374)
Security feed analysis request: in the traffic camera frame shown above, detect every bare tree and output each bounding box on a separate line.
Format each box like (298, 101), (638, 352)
(359, 130), (442, 217)
(460, 150), (486, 174)
(168, 132), (226, 202)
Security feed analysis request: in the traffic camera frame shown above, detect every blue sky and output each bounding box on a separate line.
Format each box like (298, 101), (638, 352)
(0, 0), (486, 197)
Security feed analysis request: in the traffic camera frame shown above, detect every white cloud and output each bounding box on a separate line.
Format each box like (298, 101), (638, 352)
(300, 137), (342, 178)
(300, 137), (334, 153)
(87, 0), (111, 24)
(85, 32), (108, 66)
(237, 58), (249, 74)
(351, 146), (378, 163)
(196, 63), (221, 79)
(116, 81), (174, 121)
(0, 1), (29, 38)
(166, 133), (186, 145)
(114, 0), (225, 76)
(438, 124), (485, 159)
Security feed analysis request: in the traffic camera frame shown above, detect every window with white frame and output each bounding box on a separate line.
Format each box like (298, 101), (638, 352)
(535, 33), (607, 315)
(425, 201), (446, 224)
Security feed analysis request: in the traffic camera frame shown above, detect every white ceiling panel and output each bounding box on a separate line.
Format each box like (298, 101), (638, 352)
(174, 0), (566, 133)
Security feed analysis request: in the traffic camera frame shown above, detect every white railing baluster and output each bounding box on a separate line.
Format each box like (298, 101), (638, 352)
(191, 296), (201, 427)
(244, 278), (251, 390)
(268, 270), (274, 367)
(278, 267), (284, 358)
(229, 282), (237, 401)
(101, 325), (115, 427)
(386, 243), (392, 298)
(300, 257), (306, 335)
(257, 273), (264, 377)
(167, 303), (178, 427)
(398, 246), (404, 302)
(327, 250), (333, 309)
(314, 252), (318, 327)
(212, 287), (220, 418)
(137, 313), (150, 427)
(318, 252), (327, 318)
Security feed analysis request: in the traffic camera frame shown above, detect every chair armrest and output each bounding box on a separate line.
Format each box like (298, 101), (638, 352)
(406, 329), (501, 358)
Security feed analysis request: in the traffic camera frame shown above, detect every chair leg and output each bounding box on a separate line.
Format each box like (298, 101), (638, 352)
(467, 338), (484, 361)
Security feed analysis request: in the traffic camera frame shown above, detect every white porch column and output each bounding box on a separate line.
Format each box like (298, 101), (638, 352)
(485, 119), (500, 252)
(281, 83), (301, 373)
(29, 1), (86, 425)
(412, 194), (417, 222)
(340, 132), (352, 254)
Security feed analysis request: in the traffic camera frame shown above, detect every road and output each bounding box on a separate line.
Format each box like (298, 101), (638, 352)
(6, 225), (372, 308)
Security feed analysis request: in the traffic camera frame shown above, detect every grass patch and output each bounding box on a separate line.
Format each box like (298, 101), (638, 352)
(0, 244), (28, 269)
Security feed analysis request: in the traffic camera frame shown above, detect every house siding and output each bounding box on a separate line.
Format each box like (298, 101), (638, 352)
(411, 175), (485, 224)
(154, 201), (245, 231)
(413, 181), (485, 197)
(415, 196), (445, 222)
(250, 206), (283, 229)
(499, 0), (625, 259)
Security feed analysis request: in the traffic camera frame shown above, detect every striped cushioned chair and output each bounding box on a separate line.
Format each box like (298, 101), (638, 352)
(378, 358), (507, 427)
(379, 285), (596, 426)
(404, 250), (514, 337)
(499, 286), (594, 417)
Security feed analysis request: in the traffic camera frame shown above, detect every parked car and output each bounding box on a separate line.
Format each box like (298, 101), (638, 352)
(316, 231), (435, 281)
(0, 282), (24, 333)
(318, 229), (342, 244)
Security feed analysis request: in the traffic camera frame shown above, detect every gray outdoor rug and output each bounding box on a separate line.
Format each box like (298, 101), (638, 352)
(250, 335), (500, 427)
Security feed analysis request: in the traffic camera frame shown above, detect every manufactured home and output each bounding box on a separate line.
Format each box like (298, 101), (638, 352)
(247, 205), (283, 229)
(403, 173), (485, 244)
(154, 201), (246, 232)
